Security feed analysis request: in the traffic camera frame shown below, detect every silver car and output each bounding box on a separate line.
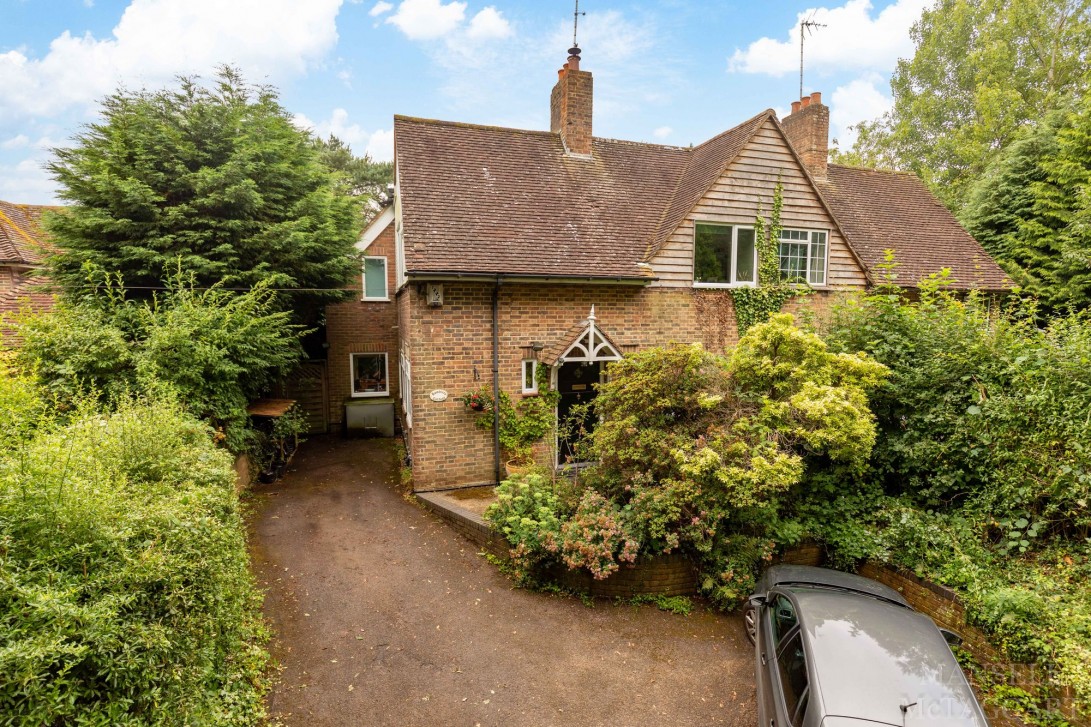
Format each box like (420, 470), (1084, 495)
(744, 565), (990, 727)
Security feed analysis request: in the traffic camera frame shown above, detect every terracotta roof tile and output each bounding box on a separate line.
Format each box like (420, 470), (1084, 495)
(0, 199), (57, 265)
(395, 116), (690, 279)
(817, 166), (1012, 291)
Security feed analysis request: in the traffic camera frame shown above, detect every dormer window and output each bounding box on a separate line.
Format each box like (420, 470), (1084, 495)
(693, 223), (756, 287)
(362, 256), (388, 301)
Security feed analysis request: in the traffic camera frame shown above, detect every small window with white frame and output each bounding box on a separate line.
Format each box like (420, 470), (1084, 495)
(351, 353), (388, 397)
(522, 359), (539, 394)
(693, 223), (757, 287)
(778, 229), (828, 286)
(362, 256), (388, 300)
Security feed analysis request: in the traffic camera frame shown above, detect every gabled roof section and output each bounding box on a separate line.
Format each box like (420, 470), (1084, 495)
(0, 200), (56, 265)
(817, 165), (1012, 291)
(357, 206), (394, 253)
(644, 110), (775, 260)
(541, 308), (623, 366)
(395, 115), (690, 279)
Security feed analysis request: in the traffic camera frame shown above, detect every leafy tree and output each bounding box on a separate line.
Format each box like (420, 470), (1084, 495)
(841, 0), (1091, 213)
(46, 67), (363, 324)
(962, 96), (1091, 312)
(313, 134), (394, 212)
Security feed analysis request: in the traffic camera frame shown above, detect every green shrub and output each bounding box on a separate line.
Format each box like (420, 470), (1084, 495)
(484, 474), (564, 581)
(15, 269), (304, 453)
(0, 397), (268, 725)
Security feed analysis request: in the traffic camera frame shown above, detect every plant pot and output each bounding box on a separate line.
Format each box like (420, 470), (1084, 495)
(469, 402), (485, 412)
(503, 458), (534, 479)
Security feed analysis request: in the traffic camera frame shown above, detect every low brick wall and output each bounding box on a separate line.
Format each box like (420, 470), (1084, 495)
(415, 491), (509, 558)
(543, 553), (698, 598)
(859, 562), (1082, 727)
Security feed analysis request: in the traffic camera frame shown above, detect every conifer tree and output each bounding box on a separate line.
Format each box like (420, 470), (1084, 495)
(47, 67), (362, 324)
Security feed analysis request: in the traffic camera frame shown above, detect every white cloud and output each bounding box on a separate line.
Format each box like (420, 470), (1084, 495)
(294, 109), (394, 162)
(2, 134), (30, 150)
(0, 0), (344, 121)
(829, 74), (892, 147)
(386, 0), (466, 40)
(652, 126), (672, 139)
(728, 0), (928, 77)
(368, 1), (393, 16)
(466, 7), (511, 40)
(0, 155), (59, 204)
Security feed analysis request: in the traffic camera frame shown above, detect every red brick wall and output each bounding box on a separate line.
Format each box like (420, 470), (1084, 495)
(325, 224), (400, 426)
(402, 282), (841, 490)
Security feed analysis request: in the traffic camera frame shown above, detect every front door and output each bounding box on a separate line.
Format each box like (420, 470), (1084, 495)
(556, 360), (602, 465)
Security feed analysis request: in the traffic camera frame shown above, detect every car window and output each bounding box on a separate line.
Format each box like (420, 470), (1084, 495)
(777, 631), (808, 726)
(772, 595), (797, 645)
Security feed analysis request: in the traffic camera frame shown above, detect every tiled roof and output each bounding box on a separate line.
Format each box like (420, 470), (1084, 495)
(394, 116), (1010, 289)
(0, 199), (56, 265)
(395, 116), (690, 279)
(817, 166), (1012, 291)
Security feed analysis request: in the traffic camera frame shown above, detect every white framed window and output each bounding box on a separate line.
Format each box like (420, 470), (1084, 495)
(693, 223), (757, 287)
(778, 229), (828, 286)
(351, 353), (389, 397)
(522, 359), (539, 394)
(362, 256), (388, 301)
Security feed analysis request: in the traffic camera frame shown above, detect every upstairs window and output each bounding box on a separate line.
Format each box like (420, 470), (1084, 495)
(694, 223), (756, 286)
(362, 256), (388, 300)
(779, 230), (827, 286)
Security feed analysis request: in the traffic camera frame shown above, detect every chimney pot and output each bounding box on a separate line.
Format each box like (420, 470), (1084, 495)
(550, 49), (593, 156)
(781, 90), (829, 180)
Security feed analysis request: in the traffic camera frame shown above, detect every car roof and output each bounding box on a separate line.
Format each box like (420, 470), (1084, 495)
(762, 565), (910, 607)
(790, 589), (989, 727)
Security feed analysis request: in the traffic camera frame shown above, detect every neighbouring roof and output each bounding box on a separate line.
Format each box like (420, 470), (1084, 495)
(394, 114), (1011, 290)
(817, 166), (1011, 291)
(0, 199), (56, 265)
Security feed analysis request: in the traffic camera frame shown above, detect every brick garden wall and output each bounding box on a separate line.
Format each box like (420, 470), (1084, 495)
(324, 224), (400, 427)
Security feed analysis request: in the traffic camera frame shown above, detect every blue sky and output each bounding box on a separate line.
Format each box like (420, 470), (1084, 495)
(1, 0), (929, 204)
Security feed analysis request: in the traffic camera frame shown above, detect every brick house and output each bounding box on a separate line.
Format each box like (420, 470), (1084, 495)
(0, 200), (55, 342)
(333, 48), (1009, 492)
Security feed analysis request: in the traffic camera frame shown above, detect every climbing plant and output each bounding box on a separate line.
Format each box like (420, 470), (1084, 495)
(731, 182), (806, 333)
(460, 363), (560, 463)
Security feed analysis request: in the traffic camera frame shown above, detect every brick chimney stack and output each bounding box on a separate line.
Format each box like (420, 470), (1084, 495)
(550, 46), (593, 157)
(781, 91), (828, 179)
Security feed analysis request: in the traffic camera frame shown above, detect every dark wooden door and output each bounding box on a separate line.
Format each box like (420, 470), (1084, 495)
(556, 361), (601, 466)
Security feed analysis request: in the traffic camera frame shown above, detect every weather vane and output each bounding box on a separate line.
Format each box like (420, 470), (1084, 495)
(572, 0), (586, 49)
(800, 13), (827, 99)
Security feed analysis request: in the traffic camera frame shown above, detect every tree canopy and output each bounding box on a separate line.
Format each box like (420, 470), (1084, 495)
(962, 95), (1091, 311)
(313, 134), (394, 211)
(46, 67), (364, 324)
(839, 0), (1091, 214)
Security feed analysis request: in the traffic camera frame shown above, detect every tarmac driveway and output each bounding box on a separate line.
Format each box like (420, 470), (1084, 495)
(249, 436), (757, 727)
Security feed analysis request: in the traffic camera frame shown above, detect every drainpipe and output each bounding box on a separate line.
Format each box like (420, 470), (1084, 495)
(491, 281), (502, 485)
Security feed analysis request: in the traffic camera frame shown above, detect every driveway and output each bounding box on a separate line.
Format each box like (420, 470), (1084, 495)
(249, 436), (756, 726)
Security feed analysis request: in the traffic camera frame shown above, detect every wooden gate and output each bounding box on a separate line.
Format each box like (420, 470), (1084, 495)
(275, 360), (329, 434)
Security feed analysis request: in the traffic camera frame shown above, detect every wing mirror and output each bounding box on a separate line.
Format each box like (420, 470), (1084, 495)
(939, 628), (963, 647)
(748, 594), (768, 608)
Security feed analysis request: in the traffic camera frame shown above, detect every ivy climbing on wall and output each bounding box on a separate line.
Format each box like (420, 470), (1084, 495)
(731, 182), (808, 333)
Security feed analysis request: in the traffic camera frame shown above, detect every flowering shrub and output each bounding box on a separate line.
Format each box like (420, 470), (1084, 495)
(485, 314), (887, 605)
(559, 492), (640, 579)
